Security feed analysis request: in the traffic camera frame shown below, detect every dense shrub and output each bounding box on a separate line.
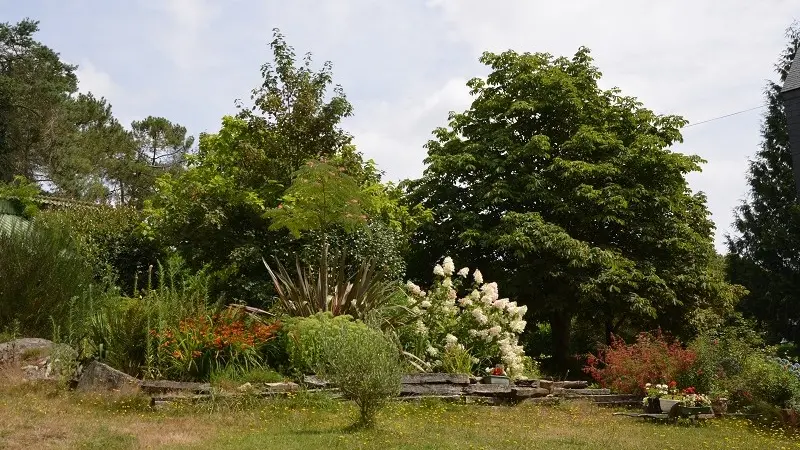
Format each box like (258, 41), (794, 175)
(282, 313), (371, 375)
(682, 324), (763, 396)
(727, 355), (800, 411)
(0, 222), (94, 338)
(401, 257), (528, 377)
(88, 257), (211, 378)
(583, 330), (696, 395)
(36, 206), (164, 295)
(316, 324), (404, 428)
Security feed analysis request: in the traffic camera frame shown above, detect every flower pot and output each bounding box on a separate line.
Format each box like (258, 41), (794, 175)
(711, 399), (728, 416)
(659, 398), (680, 413)
(482, 375), (509, 385)
(643, 397), (661, 414)
(678, 405), (713, 416)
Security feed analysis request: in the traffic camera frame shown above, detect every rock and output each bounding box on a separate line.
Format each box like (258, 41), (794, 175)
(76, 361), (141, 392)
(399, 384), (464, 396)
(539, 380), (589, 391)
(464, 384), (512, 395)
(401, 373), (471, 385)
(0, 338), (53, 365)
(552, 388), (611, 396)
(237, 382), (253, 392)
(512, 387), (550, 398)
(140, 380), (211, 395)
(302, 375), (330, 388)
(513, 378), (539, 387)
(263, 382), (300, 393)
(520, 396), (561, 406)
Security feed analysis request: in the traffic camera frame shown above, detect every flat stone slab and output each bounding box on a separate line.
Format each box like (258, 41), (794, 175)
(140, 380), (211, 394)
(513, 378), (539, 387)
(552, 388), (610, 396)
(302, 375), (330, 388)
(263, 382), (300, 393)
(401, 373), (471, 385)
(400, 384), (464, 396)
(539, 380), (589, 390)
(520, 396), (561, 406)
(512, 387), (550, 398)
(464, 384), (512, 395)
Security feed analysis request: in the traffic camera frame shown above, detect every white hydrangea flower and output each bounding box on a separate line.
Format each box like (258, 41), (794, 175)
(415, 320), (428, 335)
(492, 298), (509, 310)
(433, 264), (445, 277)
(458, 296), (473, 307)
(426, 346), (439, 357)
(488, 325), (502, 337)
(420, 300), (432, 309)
(445, 334), (458, 347)
(406, 281), (423, 296)
(471, 357), (480, 364)
(442, 278), (453, 288)
(457, 267), (469, 277)
(510, 319), (526, 333)
(411, 306), (421, 315)
(471, 308), (488, 324)
(447, 288), (458, 302)
(442, 257), (455, 276)
(473, 269), (484, 285)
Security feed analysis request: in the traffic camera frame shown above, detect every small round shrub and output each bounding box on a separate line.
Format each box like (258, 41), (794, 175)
(316, 324), (403, 428)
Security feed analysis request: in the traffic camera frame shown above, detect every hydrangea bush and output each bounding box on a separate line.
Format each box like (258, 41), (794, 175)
(401, 257), (529, 378)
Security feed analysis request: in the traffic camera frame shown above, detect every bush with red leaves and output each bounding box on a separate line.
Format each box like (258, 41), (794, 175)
(583, 330), (696, 395)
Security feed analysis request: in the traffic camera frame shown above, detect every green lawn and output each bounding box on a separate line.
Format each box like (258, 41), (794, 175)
(0, 378), (797, 450)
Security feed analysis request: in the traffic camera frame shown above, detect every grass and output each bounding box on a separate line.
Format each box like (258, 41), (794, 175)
(0, 374), (798, 449)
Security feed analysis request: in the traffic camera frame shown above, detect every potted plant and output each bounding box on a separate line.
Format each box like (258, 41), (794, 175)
(655, 381), (681, 413)
(710, 389), (729, 416)
(678, 387), (713, 416)
(482, 364), (510, 385)
(642, 383), (665, 413)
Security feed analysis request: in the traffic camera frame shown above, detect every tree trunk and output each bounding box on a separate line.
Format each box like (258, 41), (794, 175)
(550, 310), (573, 374)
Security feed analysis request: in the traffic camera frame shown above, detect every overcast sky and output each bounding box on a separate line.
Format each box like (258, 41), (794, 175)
(2, 1), (798, 252)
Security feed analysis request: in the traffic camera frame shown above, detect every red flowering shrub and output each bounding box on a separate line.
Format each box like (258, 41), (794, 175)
(155, 308), (281, 380)
(583, 330), (696, 395)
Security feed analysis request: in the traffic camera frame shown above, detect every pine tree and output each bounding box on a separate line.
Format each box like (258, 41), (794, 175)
(727, 24), (800, 344)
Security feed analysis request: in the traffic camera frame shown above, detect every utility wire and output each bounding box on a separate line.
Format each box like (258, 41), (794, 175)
(684, 104), (767, 128)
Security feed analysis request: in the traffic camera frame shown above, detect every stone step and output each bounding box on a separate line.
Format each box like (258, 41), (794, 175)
(552, 388), (611, 396)
(401, 373), (471, 385)
(140, 380), (211, 395)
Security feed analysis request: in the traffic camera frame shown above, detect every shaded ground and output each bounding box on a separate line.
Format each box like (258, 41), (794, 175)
(0, 372), (797, 450)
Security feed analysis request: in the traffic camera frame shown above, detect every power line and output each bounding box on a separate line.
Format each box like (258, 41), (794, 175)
(684, 104), (767, 128)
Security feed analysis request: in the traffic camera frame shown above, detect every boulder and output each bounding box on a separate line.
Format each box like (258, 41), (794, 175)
(263, 382), (300, 393)
(401, 373), (471, 385)
(76, 361), (140, 392)
(0, 338), (53, 365)
(302, 374), (330, 388)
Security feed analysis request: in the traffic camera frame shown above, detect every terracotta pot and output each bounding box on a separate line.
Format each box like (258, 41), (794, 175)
(643, 397), (661, 414)
(659, 398), (680, 413)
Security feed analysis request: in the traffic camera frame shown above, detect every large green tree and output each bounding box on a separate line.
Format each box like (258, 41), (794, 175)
(406, 48), (740, 369)
(727, 25), (800, 345)
(149, 30), (415, 304)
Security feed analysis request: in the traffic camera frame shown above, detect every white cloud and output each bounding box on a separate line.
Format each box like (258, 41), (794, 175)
(348, 78), (473, 181)
(75, 60), (119, 100)
(141, 0), (222, 71)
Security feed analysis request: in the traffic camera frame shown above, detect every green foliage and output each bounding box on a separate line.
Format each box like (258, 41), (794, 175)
(265, 159), (368, 238)
(0, 176), (41, 218)
(282, 313), (371, 375)
(440, 343), (474, 375)
(406, 46), (741, 368)
(316, 323), (404, 428)
(265, 250), (399, 319)
(727, 24), (800, 346)
(35, 206), (163, 294)
(0, 220), (94, 338)
(728, 355), (800, 410)
(210, 365), (284, 388)
(88, 257), (211, 377)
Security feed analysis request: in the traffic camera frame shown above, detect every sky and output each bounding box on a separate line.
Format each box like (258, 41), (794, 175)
(2, 0), (798, 252)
